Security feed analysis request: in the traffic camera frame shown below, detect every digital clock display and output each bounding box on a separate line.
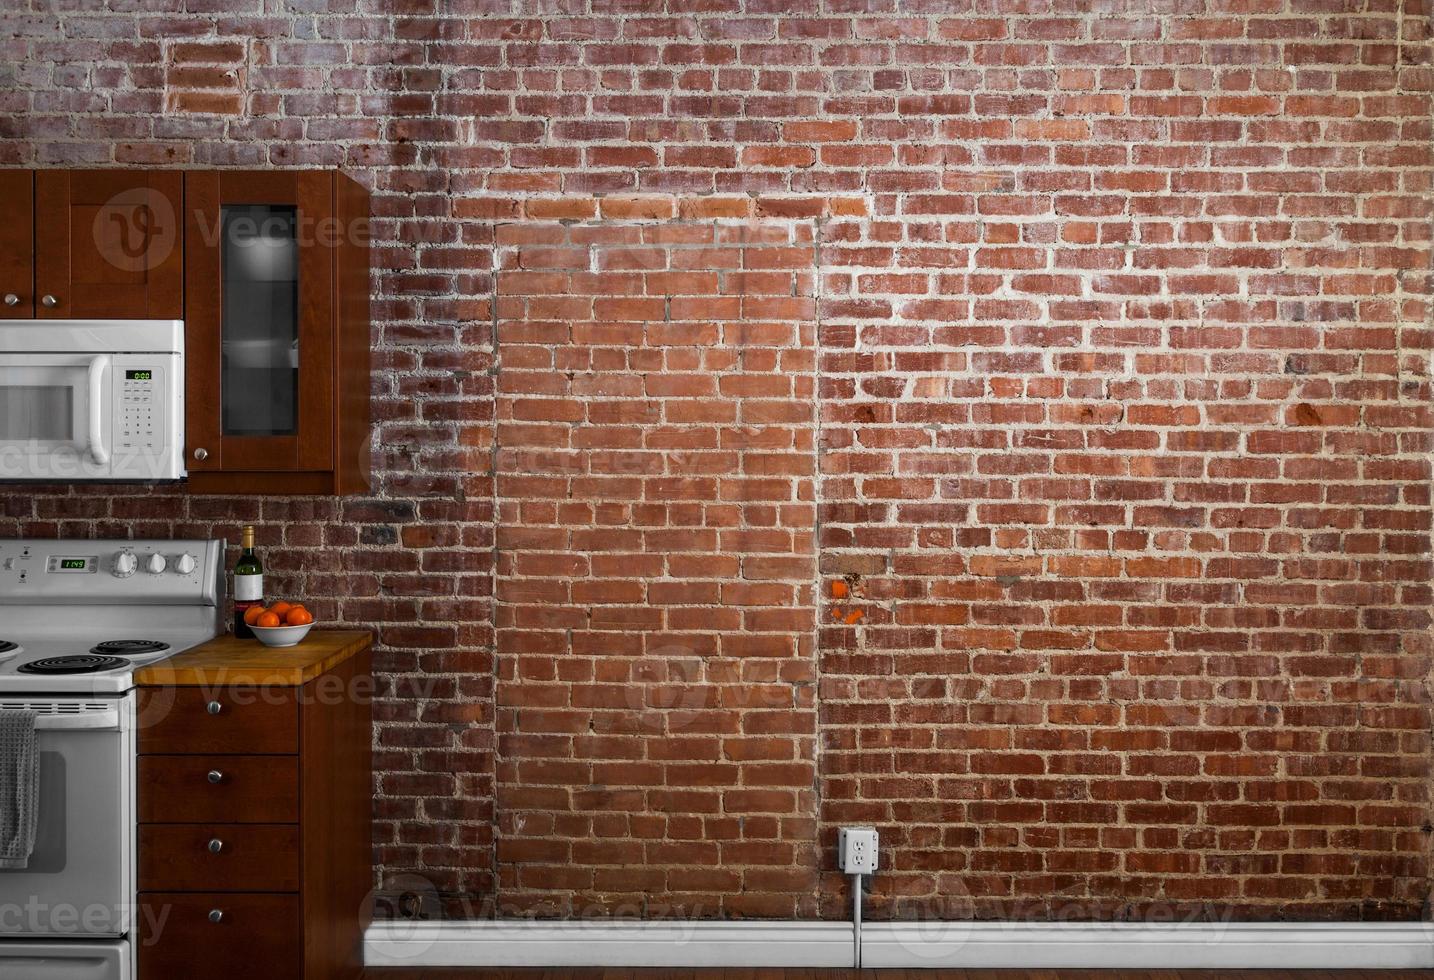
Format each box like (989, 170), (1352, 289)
(59, 559), (88, 570)
(126, 370), (152, 381)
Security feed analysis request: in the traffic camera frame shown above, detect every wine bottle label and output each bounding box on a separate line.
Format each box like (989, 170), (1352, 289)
(235, 574), (263, 602)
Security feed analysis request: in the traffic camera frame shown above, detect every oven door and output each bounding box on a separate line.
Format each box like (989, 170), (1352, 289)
(0, 700), (130, 940)
(0, 354), (112, 481)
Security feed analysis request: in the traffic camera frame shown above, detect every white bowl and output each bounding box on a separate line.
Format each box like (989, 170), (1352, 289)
(250, 622), (315, 647)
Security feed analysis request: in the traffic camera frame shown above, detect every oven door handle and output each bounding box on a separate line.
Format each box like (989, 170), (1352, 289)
(12, 709), (122, 731)
(39, 709), (119, 731)
(87, 354), (111, 467)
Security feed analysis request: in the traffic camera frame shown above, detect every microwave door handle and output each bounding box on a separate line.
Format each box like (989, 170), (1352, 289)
(87, 354), (110, 466)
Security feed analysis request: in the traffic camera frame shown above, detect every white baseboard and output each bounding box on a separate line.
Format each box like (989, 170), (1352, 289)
(364, 919), (853, 968)
(863, 921), (1434, 970)
(365, 918), (1434, 970)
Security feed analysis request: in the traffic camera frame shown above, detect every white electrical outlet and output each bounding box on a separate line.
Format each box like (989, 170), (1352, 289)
(838, 826), (879, 874)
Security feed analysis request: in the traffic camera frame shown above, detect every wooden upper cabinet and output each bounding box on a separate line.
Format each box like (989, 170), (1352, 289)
(1, 168), (371, 494)
(34, 170), (183, 319)
(183, 170), (371, 494)
(0, 171), (34, 317)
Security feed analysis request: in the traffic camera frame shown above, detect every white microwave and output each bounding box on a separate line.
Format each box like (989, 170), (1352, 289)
(0, 319), (185, 482)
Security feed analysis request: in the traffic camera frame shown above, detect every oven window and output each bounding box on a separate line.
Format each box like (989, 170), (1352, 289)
(0, 387), (73, 442)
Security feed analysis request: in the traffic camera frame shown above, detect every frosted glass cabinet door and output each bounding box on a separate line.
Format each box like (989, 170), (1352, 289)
(221, 204), (299, 438)
(183, 171), (334, 476)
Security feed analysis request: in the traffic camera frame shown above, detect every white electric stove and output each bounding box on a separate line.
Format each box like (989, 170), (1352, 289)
(0, 539), (224, 694)
(0, 538), (225, 980)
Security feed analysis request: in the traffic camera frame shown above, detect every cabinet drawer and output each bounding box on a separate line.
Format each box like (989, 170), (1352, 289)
(141, 824), (300, 892)
(139, 892), (299, 980)
(140, 756), (298, 824)
(138, 686), (298, 755)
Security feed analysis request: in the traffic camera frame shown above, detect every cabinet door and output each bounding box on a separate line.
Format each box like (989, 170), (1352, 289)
(184, 171), (334, 474)
(0, 170), (34, 317)
(34, 170), (183, 319)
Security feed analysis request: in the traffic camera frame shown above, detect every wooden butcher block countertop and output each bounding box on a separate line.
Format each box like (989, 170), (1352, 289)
(134, 629), (373, 687)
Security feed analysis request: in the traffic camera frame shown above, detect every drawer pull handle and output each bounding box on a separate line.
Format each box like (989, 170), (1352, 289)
(208, 909), (224, 924)
(41, 294), (57, 308)
(3, 294), (17, 307)
(193, 447), (209, 461)
(206, 770), (224, 784)
(208, 838), (224, 854)
(206, 700), (223, 715)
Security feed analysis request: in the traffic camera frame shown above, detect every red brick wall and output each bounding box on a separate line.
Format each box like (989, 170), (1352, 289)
(4, 1), (1432, 922)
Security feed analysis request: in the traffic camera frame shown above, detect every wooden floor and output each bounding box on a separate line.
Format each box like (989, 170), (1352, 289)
(365, 970), (1434, 979)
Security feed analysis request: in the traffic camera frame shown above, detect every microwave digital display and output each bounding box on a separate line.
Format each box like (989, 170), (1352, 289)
(126, 370), (152, 381)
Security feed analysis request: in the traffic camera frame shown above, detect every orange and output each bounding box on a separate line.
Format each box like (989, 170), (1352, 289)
(270, 601), (293, 617)
(285, 608), (314, 626)
(256, 611), (282, 628)
(242, 605), (268, 626)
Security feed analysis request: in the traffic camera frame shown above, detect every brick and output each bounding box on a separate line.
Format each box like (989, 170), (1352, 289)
(523, 198), (598, 220)
(598, 196), (676, 220)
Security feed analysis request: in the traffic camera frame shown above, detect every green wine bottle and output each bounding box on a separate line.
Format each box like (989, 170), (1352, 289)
(233, 525), (265, 639)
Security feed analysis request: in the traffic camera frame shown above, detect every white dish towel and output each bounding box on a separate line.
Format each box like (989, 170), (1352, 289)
(0, 710), (39, 869)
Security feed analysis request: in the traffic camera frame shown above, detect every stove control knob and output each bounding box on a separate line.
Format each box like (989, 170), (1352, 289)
(175, 553), (198, 575)
(145, 553), (167, 575)
(111, 551), (137, 578)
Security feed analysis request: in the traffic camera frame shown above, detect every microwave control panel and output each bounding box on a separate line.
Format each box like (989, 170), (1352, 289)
(117, 367), (161, 456)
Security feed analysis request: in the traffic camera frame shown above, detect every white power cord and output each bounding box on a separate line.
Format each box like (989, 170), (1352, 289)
(851, 872), (862, 968)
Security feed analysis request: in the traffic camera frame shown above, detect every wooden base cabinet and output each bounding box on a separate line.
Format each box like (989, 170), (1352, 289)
(137, 645), (372, 980)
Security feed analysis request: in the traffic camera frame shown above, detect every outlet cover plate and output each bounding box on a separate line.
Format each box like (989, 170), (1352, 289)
(839, 826), (879, 874)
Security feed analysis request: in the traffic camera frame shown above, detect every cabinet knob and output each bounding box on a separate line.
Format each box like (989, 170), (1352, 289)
(193, 447), (209, 461)
(208, 838), (224, 854)
(206, 770), (224, 784)
(3, 294), (17, 307)
(206, 700), (223, 715)
(40, 294), (57, 308)
(208, 909), (224, 924)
